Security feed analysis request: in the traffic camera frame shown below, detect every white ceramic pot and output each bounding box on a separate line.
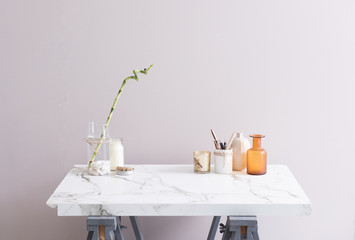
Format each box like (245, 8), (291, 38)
(214, 149), (233, 174)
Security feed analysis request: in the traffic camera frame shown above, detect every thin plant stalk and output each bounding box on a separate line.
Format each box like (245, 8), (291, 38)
(88, 64), (153, 168)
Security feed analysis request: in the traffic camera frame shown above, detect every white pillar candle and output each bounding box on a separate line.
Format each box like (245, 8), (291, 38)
(110, 139), (124, 170)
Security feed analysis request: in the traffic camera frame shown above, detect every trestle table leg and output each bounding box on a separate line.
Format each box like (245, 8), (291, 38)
(129, 216), (144, 240)
(115, 217), (125, 240)
(207, 216), (221, 240)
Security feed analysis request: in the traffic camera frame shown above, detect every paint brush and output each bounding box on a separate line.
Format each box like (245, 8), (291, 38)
(225, 132), (236, 150)
(210, 129), (221, 149)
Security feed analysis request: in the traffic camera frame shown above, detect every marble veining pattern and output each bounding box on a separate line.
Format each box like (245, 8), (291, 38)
(47, 165), (312, 216)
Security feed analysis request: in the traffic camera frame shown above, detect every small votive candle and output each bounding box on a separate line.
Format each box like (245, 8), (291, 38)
(110, 138), (124, 170)
(193, 151), (211, 173)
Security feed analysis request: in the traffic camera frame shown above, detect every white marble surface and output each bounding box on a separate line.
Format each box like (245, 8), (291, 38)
(47, 165), (311, 216)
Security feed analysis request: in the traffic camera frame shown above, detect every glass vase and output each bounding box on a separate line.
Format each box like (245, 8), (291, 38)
(86, 121), (110, 175)
(247, 134), (267, 175)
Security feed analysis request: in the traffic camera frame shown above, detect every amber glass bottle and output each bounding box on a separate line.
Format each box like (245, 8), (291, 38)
(247, 134), (267, 175)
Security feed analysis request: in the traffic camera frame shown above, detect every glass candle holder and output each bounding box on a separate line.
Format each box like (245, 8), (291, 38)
(247, 134), (267, 175)
(214, 149), (233, 174)
(193, 151), (211, 173)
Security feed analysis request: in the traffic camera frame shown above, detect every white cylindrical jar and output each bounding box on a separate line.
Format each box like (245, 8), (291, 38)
(214, 149), (233, 174)
(231, 132), (250, 171)
(110, 138), (124, 170)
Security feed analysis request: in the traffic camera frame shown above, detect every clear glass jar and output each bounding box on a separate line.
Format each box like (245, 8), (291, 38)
(86, 121), (110, 175)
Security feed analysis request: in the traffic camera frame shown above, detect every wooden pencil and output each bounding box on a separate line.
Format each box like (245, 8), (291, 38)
(210, 129), (221, 149)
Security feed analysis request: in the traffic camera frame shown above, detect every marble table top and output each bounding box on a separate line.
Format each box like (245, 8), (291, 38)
(47, 164), (311, 216)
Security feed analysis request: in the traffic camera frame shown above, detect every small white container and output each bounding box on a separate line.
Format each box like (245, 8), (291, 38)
(214, 149), (233, 174)
(110, 138), (124, 170)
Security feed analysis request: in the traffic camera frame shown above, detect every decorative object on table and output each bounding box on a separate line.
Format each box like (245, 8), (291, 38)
(85, 121), (110, 175)
(110, 138), (124, 170)
(225, 132), (237, 150)
(88, 64), (153, 169)
(116, 166), (134, 176)
(247, 134), (267, 175)
(193, 151), (211, 173)
(87, 160), (111, 176)
(210, 129), (235, 150)
(214, 149), (233, 174)
(231, 132), (250, 171)
(210, 129), (221, 149)
(219, 141), (227, 150)
(210, 130), (234, 174)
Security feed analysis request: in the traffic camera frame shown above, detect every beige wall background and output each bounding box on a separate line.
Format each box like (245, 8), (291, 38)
(1, 0), (355, 239)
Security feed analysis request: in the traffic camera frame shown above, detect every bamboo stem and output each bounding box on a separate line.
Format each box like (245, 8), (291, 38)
(88, 64), (153, 168)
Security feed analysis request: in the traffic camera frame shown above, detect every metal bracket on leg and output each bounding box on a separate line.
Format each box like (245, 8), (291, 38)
(207, 216), (221, 240)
